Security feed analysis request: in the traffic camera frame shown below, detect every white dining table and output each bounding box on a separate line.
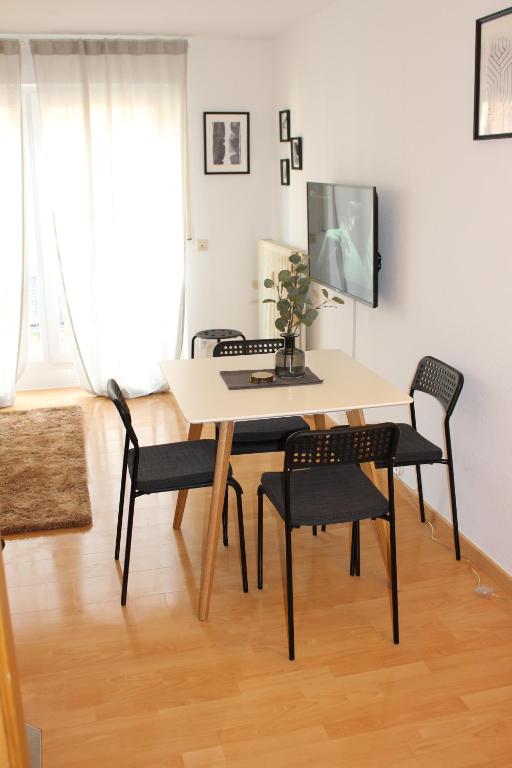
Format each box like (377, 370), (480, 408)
(161, 348), (412, 620)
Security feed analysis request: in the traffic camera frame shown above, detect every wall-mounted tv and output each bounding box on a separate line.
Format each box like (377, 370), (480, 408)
(307, 182), (379, 308)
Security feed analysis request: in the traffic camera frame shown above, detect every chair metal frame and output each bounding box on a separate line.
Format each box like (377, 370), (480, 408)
(257, 423), (400, 660)
(107, 379), (247, 605)
(404, 356), (464, 560)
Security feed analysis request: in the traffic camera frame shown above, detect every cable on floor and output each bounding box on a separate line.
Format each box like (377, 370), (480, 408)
(425, 515), (505, 600)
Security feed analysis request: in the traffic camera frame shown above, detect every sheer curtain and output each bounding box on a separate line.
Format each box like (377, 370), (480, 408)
(0, 41), (24, 407)
(30, 39), (188, 397)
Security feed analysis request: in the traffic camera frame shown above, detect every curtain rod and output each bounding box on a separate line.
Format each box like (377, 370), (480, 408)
(1, 34), (189, 41)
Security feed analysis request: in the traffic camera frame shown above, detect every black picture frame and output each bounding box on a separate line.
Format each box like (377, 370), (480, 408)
(290, 137), (303, 170)
(280, 158), (290, 186)
(203, 112), (250, 173)
(474, 6), (512, 140)
(279, 109), (291, 142)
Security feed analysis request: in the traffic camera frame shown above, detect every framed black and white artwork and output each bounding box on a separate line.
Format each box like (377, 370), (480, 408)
(203, 112), (250, 173)
(474, 7), (512, 139)
(290, 136), (303, 170)
(280, 158), (290, 186)
(279, 109), (291, 142)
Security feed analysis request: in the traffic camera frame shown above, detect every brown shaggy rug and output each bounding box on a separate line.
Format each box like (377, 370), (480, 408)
(0, 406), (92, 535)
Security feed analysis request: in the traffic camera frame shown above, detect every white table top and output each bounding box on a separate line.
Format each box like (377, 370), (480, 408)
(161, 349), (412, 424)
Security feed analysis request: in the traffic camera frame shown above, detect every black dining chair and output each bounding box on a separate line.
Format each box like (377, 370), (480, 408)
(213, 338), (310, 546)
(376, 356), (464, 560)
(257, 423), (400, 660)
(107, 379), (248, 605)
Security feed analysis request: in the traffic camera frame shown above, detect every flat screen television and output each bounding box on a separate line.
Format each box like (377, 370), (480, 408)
(307, 182), (379, 308)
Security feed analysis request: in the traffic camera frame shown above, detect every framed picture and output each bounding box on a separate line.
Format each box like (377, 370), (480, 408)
(280, 158), (290, 186)
(203, 112), (250, 173)
(290, 136), (303, 170)
(279, 109), (290, 142)
(474, 7), (512, 139)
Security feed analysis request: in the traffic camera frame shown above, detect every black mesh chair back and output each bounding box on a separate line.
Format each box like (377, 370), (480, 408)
(213, 338), (283, 357)
(258, 424), (400, 659)
(410, 356), (463, 417)
(285, 424), (399, 472)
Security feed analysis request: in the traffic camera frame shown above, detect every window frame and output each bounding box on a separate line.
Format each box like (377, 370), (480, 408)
(22, 83), (72, 366)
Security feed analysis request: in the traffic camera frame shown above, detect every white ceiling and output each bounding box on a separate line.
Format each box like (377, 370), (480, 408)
(0, 0), (335, 39)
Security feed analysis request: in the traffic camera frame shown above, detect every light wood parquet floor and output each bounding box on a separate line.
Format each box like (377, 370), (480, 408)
(3, 388), (512, 767)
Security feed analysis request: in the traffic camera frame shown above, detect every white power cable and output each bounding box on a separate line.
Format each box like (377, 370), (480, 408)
(425, 516), (504, 600)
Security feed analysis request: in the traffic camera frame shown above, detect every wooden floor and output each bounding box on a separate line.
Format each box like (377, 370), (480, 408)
(3, 389), (512, 767)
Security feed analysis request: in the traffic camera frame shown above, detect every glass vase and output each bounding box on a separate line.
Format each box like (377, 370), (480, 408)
(275, 333), (305, 378)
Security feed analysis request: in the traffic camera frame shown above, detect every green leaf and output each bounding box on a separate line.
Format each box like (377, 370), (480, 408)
(275, 317), (287, 332)
(263, 278), (275, 288)
(277, 299), (291, 317)
(295, 263), (309, 273)
(332, 296), (344, 304)
(288, 253), (301, 266)
(322, 288), (328, 298)
(303, 308), (318, 324)
(262, 298), (276, 303)
(298, 277), (310, 294)
(278, 269), (291, 283)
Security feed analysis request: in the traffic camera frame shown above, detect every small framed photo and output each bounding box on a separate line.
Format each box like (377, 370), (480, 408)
(280, 158), (290, 186)
(203, 112), (250, 174)
(290, 136), (303, 170)
(474, 7), (512, 139)
(279, 109), (291, 142)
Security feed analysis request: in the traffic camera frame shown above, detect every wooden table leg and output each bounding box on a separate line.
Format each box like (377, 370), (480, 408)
(198, 420), (234, 621)
(347, 408), (391, 583)
(313, 414), (327, 429)
(173, 422), (203, 530)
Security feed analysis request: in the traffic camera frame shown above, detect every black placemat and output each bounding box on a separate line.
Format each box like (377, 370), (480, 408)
(220, 367), (323, 390)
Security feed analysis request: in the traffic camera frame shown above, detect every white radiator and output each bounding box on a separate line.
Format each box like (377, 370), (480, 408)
(257, 239), (307, 350)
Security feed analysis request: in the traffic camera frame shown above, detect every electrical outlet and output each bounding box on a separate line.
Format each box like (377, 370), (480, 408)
(197, 239), (209, 252)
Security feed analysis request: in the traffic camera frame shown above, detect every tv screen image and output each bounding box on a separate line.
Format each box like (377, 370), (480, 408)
(307, 182), (378, 307)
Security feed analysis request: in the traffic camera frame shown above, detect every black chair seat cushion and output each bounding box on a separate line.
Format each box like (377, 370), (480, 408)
(128, 439), (232, 494)
(375, 423), (443, 467)
(261, 465), (388, 527)
(232, 416), (309, 448)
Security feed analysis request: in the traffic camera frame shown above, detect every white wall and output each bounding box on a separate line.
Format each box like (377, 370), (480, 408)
(273, 0), (512, 574)
(185, 38), (273, 345)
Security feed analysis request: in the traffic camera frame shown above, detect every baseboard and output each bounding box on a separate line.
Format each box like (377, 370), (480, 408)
(397, 478), (512, 597)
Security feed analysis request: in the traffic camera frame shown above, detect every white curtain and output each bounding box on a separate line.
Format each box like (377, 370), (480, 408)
(30, 39), (188, 397)
(0, 41), (23, 408)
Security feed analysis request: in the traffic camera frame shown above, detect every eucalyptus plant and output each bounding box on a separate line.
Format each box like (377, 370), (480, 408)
(263, 251), (344, 335)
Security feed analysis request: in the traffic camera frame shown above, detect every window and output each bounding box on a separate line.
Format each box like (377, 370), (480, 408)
(22, 84), (71, 364)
